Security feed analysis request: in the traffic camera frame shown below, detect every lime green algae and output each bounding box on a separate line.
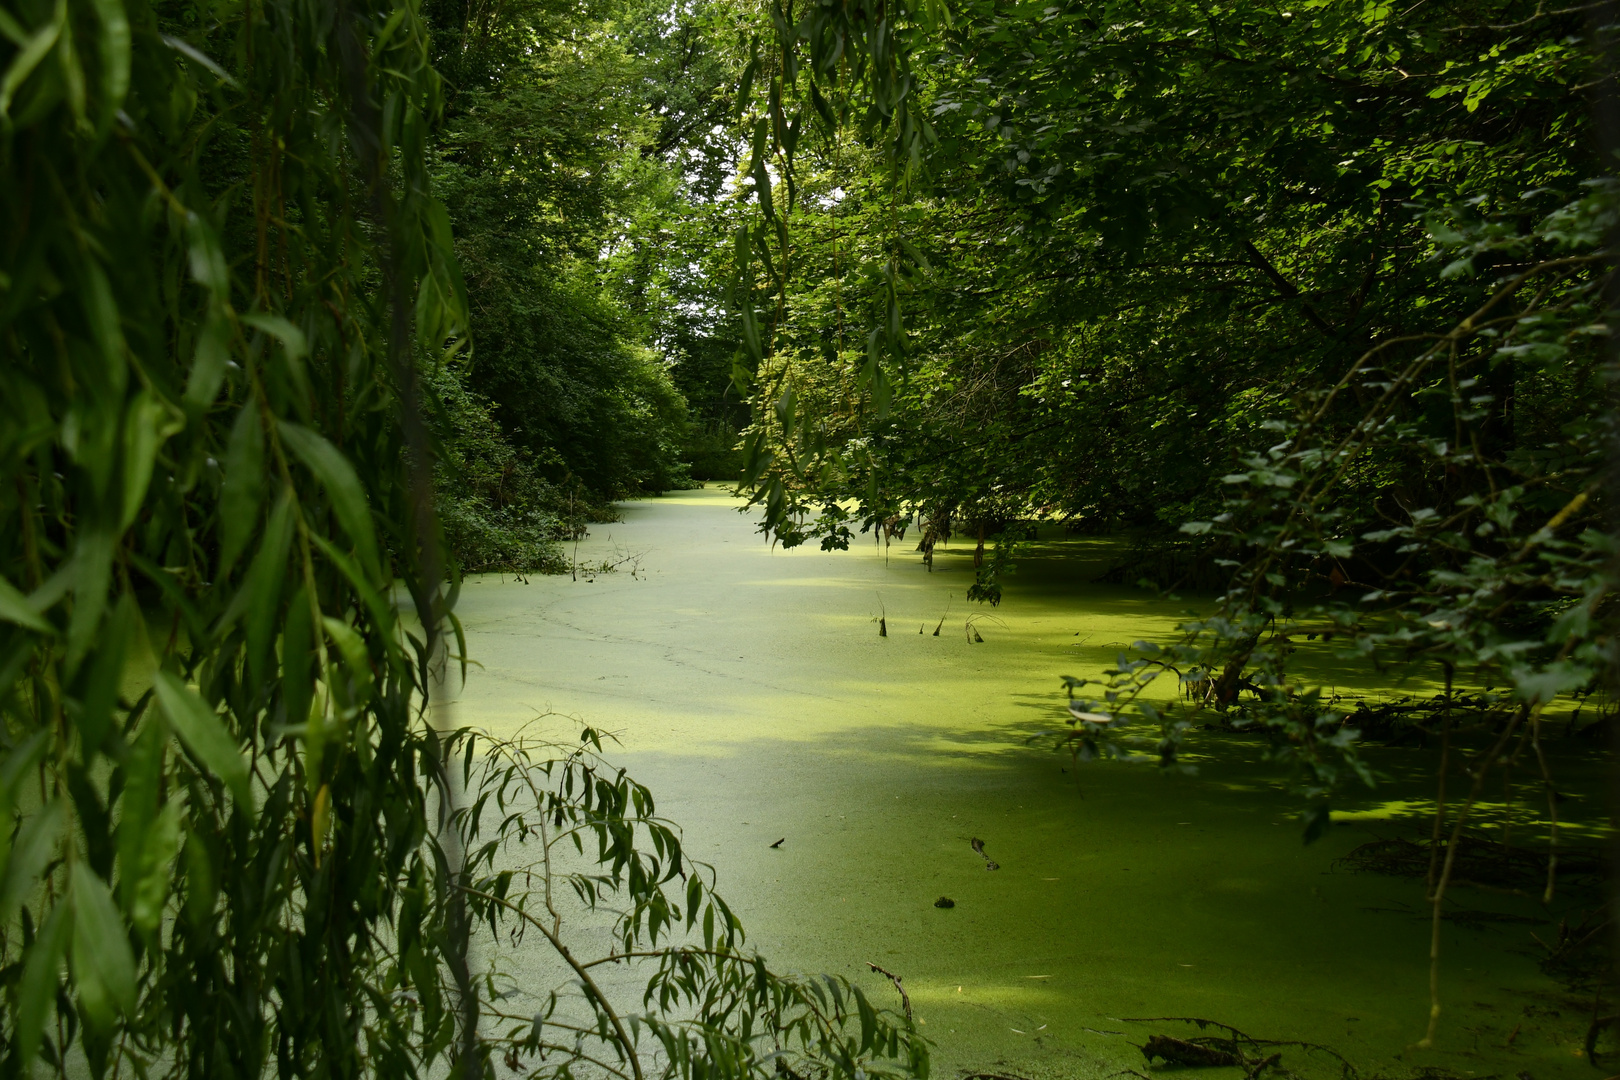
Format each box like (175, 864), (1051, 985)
(442, 485), (1608, 1080)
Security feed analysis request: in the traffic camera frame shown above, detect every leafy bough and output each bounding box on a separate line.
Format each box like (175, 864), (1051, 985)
(445, 728), (928, 1080)
(1048, 179), (1619, 1047)
(1054, 182), (1615, 809)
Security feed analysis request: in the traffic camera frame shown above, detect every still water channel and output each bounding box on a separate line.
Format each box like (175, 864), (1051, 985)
(445, 485), (1606, 1080)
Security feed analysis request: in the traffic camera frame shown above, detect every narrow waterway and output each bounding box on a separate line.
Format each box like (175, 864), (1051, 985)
(446, 485), (1605, 1080)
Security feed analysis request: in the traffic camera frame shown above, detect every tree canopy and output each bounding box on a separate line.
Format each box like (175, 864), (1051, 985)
(723, 0), (1616, 1042)
(0, 0), (1615, 1070)
(0, 0), (919, 1074)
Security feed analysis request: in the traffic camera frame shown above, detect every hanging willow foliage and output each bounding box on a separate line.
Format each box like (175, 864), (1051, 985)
(0, 0), (477, 1074)
(0, 3), (927, 1078)
(729, 0), (948, 544)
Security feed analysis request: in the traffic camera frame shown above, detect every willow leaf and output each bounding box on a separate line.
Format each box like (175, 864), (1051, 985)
(152, 671), (252, 810)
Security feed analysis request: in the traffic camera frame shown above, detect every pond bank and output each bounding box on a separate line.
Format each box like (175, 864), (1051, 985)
(444, 484), (1608, 1080)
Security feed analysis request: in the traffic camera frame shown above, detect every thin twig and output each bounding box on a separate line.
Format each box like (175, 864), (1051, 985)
(1421, 700), (1538, 1047)
(1426, 663), (1453, 897)
(457, 885), (648, 1080)
(866, 961), (913, 1022)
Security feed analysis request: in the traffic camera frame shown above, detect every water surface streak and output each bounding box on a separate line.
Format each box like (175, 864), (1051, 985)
(447, 485), (1601, 1080)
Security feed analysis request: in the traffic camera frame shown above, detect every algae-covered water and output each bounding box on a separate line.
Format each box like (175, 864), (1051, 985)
(445, 485), (1610, 1080)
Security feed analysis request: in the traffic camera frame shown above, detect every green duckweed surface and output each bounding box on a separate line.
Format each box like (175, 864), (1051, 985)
(445, 485), (1609, 1080)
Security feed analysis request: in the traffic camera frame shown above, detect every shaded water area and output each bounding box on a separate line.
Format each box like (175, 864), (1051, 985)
(445, 485), (1611, 1080)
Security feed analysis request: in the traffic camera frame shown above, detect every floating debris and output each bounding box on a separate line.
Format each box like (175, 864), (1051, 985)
(934, 896), (956, 908)
(1142, 1035), (1241, 1068)
(866, 961), (913, 1022)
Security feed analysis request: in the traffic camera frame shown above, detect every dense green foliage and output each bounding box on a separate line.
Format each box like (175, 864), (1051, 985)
(739, 0), (1600, 556)
(1, 0), (474, 1071)
(2, 0), (1615, 1065)
(734, 0), (1616, 790)
(724, 0), (1620, 1046)
(429, 0), (690, 494)
(0, 1), (922, 1076)
(418, 0), (761, 571)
